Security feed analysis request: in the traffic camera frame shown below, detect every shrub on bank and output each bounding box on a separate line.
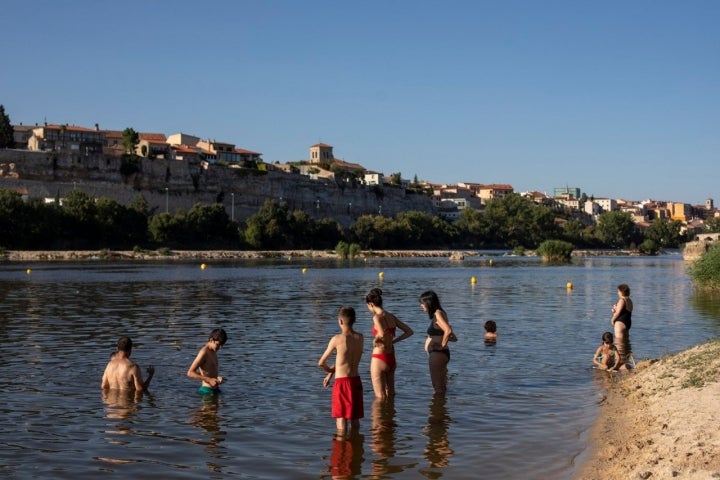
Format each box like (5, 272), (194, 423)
(689, 243), (720, 289)
(536, 240), (574, 263)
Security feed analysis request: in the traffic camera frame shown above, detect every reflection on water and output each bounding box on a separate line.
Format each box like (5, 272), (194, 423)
(370, 398), (399, 476)
(421, 394), (453, 478)
(189, 394), (227, 473)
(327, 432), (364, 479)
(102, 389), (142, 428)
(0, 257), (718, 479)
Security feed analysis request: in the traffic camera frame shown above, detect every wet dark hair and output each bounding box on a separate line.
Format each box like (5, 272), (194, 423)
(209, 328), (228, 346)
(338, 306), (356, 326)
(365, 288), (383, 307)
(617, 284), (630, 296)
(419, 290), (442, 318)
(117, 336), (132, 352)
(602, 331), (614, 344)
(484, 320), (497, 333)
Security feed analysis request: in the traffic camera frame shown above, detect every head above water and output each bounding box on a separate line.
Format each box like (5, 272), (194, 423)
(117, 336), (132, 353)
(365, 288), (383, 307)
(484, 320), (497, 333)
(419, 290), (442, 318)
(338, 306), (356, 326)
(602, 331), (614, 344)
(617, 284), (630, 296)
(209, 328), (228, 347)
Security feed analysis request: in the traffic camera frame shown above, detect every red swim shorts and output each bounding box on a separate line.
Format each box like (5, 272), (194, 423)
(331, 376), (364, 420)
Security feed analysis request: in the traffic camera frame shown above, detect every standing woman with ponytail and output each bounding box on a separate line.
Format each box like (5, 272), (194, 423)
(419, 290), (454, 395)
(366, 288), (414, 400)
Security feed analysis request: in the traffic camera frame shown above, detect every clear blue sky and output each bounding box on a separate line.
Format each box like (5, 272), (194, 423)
(3, 0), (718, 205)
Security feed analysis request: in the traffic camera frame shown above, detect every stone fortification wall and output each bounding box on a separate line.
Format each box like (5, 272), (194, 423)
(0, 149), (434, 223)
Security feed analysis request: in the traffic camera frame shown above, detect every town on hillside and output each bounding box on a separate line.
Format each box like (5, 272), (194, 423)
(2, 119), (719, 234)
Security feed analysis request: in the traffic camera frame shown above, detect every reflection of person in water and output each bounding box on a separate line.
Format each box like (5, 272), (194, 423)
(189, 394), (226, 471)
(370, 399), (397, 475)
(328, 431), (364, 479)
(102, 388), (141, 424)
(423, 394), (453, 469)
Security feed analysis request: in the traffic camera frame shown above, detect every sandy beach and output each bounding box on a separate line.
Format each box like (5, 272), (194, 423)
(577, 340), (720, 479)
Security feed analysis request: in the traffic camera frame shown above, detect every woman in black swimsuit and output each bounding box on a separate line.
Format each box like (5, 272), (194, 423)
(419, 290), (454, 395)
(610, 283), (633, 369)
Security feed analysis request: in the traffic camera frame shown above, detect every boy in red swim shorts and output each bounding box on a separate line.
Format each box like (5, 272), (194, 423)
(318, 306), (364, 434)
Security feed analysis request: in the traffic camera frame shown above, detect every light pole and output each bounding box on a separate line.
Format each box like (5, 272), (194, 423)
(378, 204), (382, 216)
(347, 202), (352, 215)
(165, 187), (169, 214)
(316, 199), (320, 215)
(231, 193), (235, 222)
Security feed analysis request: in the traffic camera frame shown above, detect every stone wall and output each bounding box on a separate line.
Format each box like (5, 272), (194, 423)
(0, 149), (434, 223)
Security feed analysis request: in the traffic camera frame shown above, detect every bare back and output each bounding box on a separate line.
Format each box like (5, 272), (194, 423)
(323, 331), (363, 378)
(101, 355), (143, 390)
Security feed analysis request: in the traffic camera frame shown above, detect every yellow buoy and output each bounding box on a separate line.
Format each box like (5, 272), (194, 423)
(200, 263), (207, 270)
(26, 268), (32, 275)
(566, 281), (573, 290)
(378, 272), (384, 279)
(302, 267), (307, 274)
(471, 276), (477, 284)
(488, 259), (494, 266)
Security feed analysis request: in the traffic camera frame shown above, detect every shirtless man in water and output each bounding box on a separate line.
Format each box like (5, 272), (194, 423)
(101, 336), (154, 391)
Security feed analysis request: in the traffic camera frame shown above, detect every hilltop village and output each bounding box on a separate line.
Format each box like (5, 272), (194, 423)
(1, 121), (718, 235)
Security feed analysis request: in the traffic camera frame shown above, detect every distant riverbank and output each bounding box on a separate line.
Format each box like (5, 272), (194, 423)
(0, 248), (645, 262)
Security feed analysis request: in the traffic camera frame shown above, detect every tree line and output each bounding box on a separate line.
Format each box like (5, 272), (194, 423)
(0, 189), (700, 253)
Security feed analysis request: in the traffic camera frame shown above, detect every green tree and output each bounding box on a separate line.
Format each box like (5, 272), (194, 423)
(243, 200), (294, 249)
(561, 219), (586, 245)
(643, 219), (684, 248)
(185, 203), (232, 245)
(481, 193), (558, 248)
(121, 127), (139, 155)
(704, 216), (720, 233)
(0, 189), (26, 246)
(594, 211), (638, 248)
(148, 213), (172, 244)
(0, 105), (14, 148)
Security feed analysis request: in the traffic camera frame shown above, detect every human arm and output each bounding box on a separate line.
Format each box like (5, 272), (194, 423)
(100, 365), (110, 389)
(610, 298), (625, 325)
(187, 348), (221, 388)
(318, 337), (337, 387)
(392, 317), (414, 344)
(592, 346), (604, 368)
(434, 310), (453, 348)
(141, 365), (155, 390)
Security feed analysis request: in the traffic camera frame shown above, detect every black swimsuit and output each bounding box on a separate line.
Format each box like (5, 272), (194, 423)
(615, 304), (632, 330)
(427, 322), (450, 359)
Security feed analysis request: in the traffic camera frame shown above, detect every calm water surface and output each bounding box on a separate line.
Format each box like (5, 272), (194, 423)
(1, 253), (719, 479)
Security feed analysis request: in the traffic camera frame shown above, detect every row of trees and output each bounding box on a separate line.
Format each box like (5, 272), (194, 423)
(0, 189), (699, 252)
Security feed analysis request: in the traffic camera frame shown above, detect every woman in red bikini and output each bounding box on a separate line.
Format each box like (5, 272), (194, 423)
(366, 288), (414, 400)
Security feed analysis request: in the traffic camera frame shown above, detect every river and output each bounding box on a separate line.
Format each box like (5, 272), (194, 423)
(0, 252), (718, 479)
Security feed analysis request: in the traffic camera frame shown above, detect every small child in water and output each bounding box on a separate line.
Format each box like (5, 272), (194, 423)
(593, 331), (620, 370)
(484, 320), (497, 341)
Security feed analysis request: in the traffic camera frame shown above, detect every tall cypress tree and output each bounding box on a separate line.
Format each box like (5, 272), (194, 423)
(0, 104), (14, 148)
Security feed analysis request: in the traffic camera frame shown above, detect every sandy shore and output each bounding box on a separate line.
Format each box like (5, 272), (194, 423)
(577, 340), (720, 479)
